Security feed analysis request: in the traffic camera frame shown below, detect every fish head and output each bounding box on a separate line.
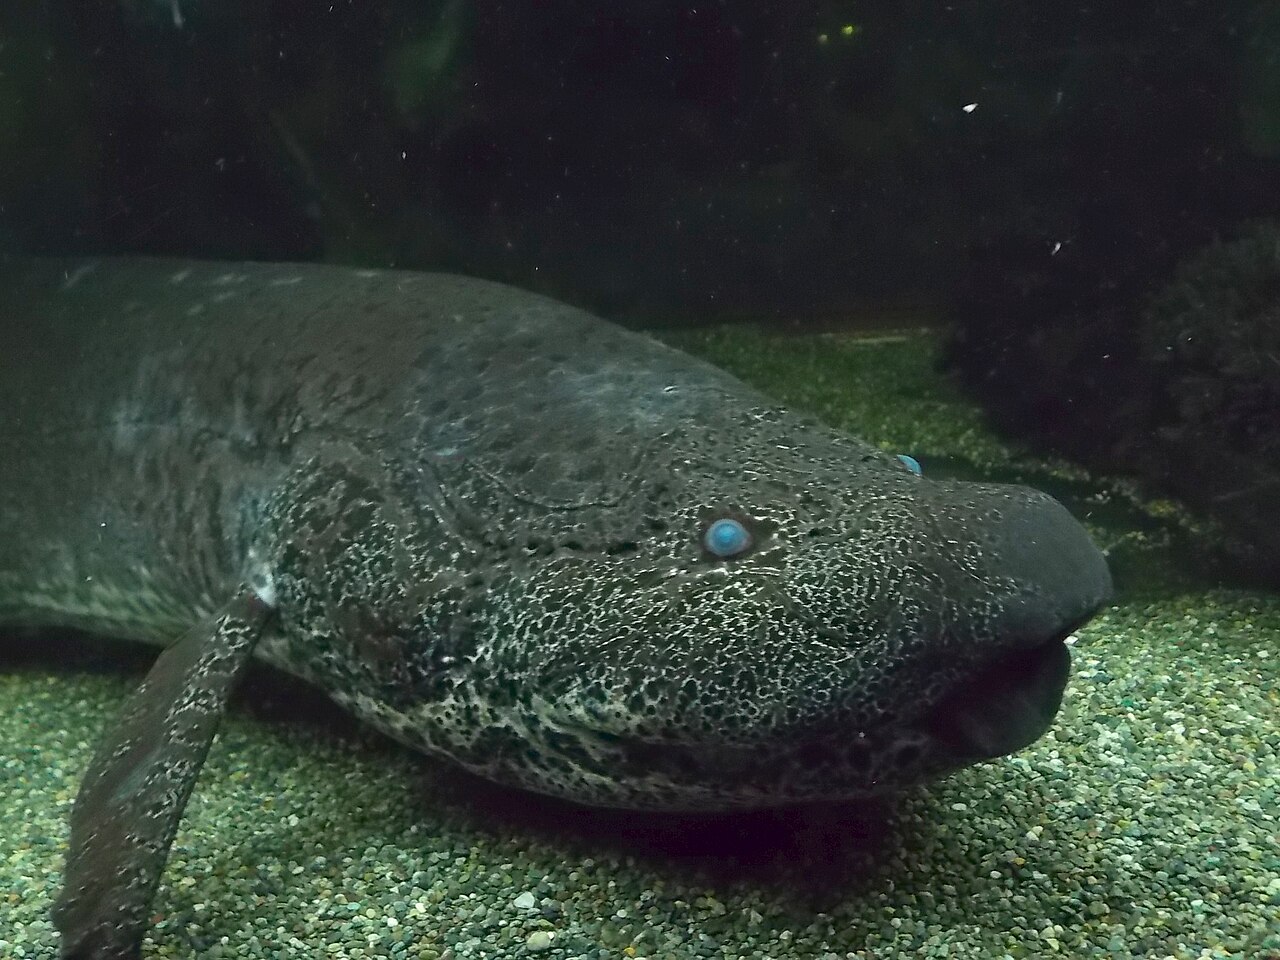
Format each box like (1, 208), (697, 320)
(265, 323), (1110, 810)
(450, 407), (1111, 814)
(375, 398), (1112, 810)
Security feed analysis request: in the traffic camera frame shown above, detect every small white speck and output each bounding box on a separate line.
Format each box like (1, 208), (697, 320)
(61, 262), (98, 289)
(248, 554), (278, 607)
(962, 102), (977, 113)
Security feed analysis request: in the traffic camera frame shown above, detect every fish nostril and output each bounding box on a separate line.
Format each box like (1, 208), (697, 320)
(893, 741), (923, 767)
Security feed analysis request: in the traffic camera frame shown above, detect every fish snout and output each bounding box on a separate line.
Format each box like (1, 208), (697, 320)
(918, 483), (1112, 761)
(970, 484), (1113, 649)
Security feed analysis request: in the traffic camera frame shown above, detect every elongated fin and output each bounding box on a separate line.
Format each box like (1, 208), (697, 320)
(53, 590), (272, 960)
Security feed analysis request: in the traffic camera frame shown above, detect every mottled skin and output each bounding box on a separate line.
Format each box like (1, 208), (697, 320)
(0, 258), (1110, 957)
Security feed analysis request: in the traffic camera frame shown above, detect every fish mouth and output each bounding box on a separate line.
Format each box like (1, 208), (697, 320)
(922, 636), (1073, 761)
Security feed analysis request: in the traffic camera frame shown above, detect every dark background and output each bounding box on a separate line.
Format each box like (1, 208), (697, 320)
(4, 1), (1273, 320)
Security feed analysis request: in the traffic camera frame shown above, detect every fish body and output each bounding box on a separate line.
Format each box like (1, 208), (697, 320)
(0, 257), (1110, 958)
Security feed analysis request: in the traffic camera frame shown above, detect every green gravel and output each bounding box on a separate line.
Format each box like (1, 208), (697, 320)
(3, 326), (1279, 960)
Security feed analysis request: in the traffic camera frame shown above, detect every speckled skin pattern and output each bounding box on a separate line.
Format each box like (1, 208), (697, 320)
(0, 257), (1111, 812)
(52, 591), (268, 959)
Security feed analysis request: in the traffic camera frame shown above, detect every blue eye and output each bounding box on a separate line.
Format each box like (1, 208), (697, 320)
(896, 454), (922, 476)
(704, 517), (752, 558)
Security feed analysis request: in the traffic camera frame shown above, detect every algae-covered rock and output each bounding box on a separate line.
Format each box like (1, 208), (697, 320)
(947, 220), (1280, 587)
(1138, 222), (1280, 579)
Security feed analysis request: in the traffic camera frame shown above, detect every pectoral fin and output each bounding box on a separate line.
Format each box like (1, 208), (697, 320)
(53, 590), (273, 960)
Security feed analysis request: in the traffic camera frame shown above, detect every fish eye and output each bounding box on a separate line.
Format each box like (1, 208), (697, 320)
(703, 517), (753, 558)
(896, 453), (922, 476)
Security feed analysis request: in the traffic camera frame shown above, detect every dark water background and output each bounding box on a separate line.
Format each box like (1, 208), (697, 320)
(2, 2), (1273, 316)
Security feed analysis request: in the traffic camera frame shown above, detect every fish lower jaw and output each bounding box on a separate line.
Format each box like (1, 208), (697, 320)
(921, 637), (1072, 761)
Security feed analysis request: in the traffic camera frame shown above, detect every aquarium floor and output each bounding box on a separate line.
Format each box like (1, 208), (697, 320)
(3, 326), (1278, 960)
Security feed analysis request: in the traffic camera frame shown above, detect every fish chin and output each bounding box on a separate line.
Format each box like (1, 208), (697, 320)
(923, 638), (1072, 761)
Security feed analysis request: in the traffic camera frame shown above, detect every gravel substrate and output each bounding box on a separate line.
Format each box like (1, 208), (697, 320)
(3, 329), (1277, 959)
